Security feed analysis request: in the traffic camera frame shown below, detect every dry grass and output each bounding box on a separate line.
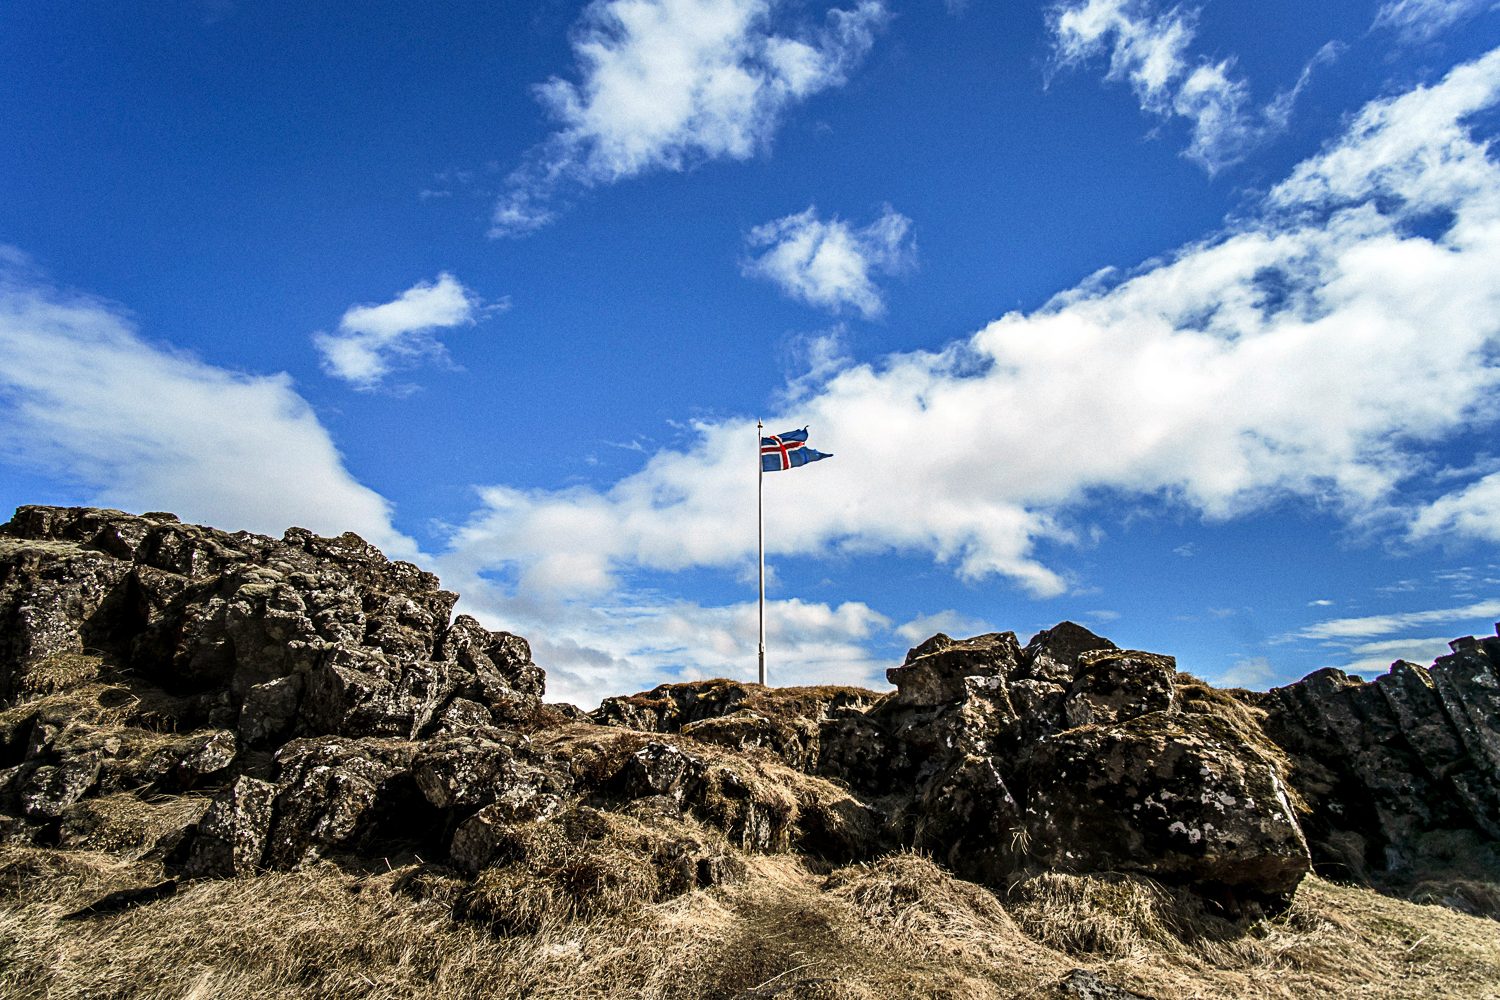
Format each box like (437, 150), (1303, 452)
(4, 841), (1498, 1000)
(459, 807), (736, 933)
(9, 654), (103, 700)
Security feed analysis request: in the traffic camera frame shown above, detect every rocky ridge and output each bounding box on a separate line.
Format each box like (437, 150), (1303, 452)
(3, 505), (1500, 925)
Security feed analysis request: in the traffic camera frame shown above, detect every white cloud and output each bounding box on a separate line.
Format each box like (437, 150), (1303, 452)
(1297, 600), (1500, 640)
(1340, 636), (1461, 676)
(893, 609), (994, 644)
(1211, 656), (1279, 689)
(1048, 0), (1334, 174)
(0, 253), (419, 558)
(1373, 0), (1496, 44)
(1408, 471), (1500, 543)
(1308, 599), (1333, 606)
(313, 273), (482, 389)
(743, 205), (915, 318)
(493, 0), (889, 234)
(445, 47), (1500, 618)
(444, 579), (895, 707)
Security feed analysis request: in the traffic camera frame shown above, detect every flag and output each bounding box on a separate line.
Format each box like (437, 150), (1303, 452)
(761, 427), (832, 472)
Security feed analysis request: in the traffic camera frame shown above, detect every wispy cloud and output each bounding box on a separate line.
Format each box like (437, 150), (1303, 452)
(743, 205), (915, 318)
(493, 0), (889, 235)
(0, 250), (417, 558)
(441, 579), (896, 706)
(893, 609), (993, 644)
(1212, 656), (1279, 689)
(1373, 0), (1496, 45)
(1048, 0), (1337, 174)
(1340, 635), (1461, 675)
(313, 273), (489, 390)
(1297, 600), (1500, 640)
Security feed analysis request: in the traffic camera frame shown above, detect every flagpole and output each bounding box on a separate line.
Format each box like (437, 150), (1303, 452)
(757, 418), (766, 687)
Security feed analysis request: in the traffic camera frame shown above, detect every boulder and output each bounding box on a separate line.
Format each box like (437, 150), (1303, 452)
(1021, 621), (1118, 685)
(182, 775), (278, 878)
(19, 751), (101, 820)
(886, 632), (1022, 707)
(1063, 650), (1176, 728)
(264, 737), (425, 868)
(1025, 713), (1309, 898)
(411, 729), (571, 816)
(911, 753), (1024, 885)
(622, 741), (703, 802)
(238, 674), (305, 746)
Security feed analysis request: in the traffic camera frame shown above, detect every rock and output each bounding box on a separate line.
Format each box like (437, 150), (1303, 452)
(593, 694), (677, 732)
(411, 730), (570, 816)
(1021, 621), (1118, 685)
(57, 792), (209, 859)
(622, 741), (703, 802)
(441, 614), (545, 699)
(437, 697), (493, 732)
(1035, 969), (1154, 1000)
(1063, 650), (1176, 728)
(682, 712), (814, 770)
(239, 674), (305, 746)
(450, 797), (563, 874)
(182, 775), (278, 878)
(19, 751), (101, 819)
(886, 632), (1022, 707)
(1008, 679), (1069, 743)
(1025, 713), (1310, 898)
(0, 505), (493, 717)
(912, 754), (1023, 885)
(300, 648), (472, 740)
(264, 737), (425, 868)
(815, 717), (895, 793)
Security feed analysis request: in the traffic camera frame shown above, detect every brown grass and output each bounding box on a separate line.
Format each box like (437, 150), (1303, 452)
(4, 841), (1499, 1000)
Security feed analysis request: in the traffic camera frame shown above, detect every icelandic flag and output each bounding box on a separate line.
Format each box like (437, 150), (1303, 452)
(761, 427), (833, 472)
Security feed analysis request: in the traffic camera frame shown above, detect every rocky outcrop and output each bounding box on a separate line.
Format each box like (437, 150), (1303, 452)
(4, 504), (1499, 920)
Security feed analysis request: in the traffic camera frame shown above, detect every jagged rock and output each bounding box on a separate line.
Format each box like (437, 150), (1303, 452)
(139, 729), (238, 791)
(264, 737), (425, 868)
(1064, 650), (1176, 728)
(887, 632), (1022, 707)
(1430, 638), (1500, 834)
(182, 775), (278, 878)
(1037, 969), (1153, 1000)
(0, 506), (471, 706)
(592, 694), (677, 731)
(1021, 621), (1118, 685)
(239, 674), (304, 746)
(815, 717), (893, 792)
(442, 614), (545, 699)
(1008, 679), (1069, 743)
(1025, 713), (1310, 898)
(623, 741), (703, 802)
(411, 729), (570, 816)
(57, 792), (209, 859)
(19, 750), (101, 819)
(300, 648), (473, 740)
(912, 753), (1023, 885)
(437, 697), (493, 732)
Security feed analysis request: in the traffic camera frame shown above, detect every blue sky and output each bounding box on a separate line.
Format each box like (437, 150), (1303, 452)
(4, 0), (1500, 705)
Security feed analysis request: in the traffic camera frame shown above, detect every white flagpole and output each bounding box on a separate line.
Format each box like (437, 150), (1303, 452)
(757, 418), (766, 686)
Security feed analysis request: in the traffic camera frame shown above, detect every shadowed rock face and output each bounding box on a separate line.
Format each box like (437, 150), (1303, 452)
(1025, 714), (1309, 896)
(3, 505), (1499, 918)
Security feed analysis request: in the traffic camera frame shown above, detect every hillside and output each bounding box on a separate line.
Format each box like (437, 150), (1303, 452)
(2, 505), (1498, 999)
